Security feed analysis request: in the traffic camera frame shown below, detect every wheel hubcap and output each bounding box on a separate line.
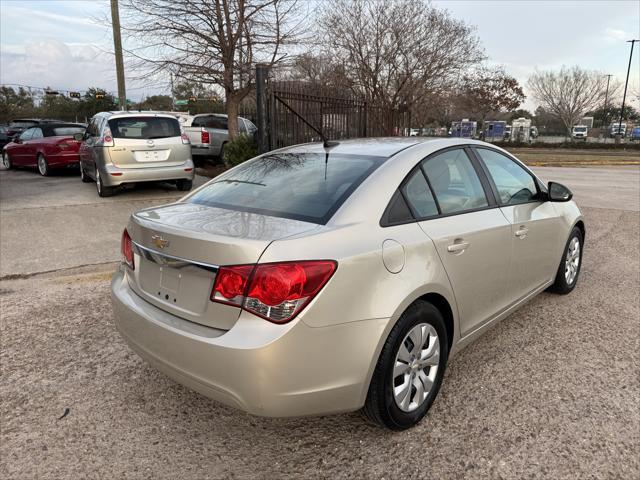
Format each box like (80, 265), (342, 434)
(38, 157), (45, 175)
(96, 170), (101, 193)
(3, 154), (8, 168)
(392, 323), (440, 412)
(564, 237), (580, 285)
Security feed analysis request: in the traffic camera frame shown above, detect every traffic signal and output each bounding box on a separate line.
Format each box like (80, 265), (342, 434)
(45, 90), (59, 96)
(95, 93), (105, 99)
(188, 96), (197, 103)
(69, 92), (81, 99)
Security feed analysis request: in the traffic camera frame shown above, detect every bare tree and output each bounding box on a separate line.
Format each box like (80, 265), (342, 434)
(119, 0), (304, 138)
(528, 66), (612, 135)
(455, 66), (525, 125)
(318, 0), (484, 109)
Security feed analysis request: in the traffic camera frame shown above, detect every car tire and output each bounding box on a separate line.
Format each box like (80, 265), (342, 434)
(80, 163), (92, 183)
(37, 154), (49, 176)
(2, 151), (12, 169)
(95, 169), (115, 197)
(219, 142), (226, 163)
(363, 300), (448, 430)
(549, 226), (583, 294)
(176, 179), (193, 191)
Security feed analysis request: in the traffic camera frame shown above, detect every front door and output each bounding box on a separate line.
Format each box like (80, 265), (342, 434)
(472, 147), (564, 301)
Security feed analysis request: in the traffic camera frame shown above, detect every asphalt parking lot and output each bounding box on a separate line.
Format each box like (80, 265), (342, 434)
(1, 165), (639, 479)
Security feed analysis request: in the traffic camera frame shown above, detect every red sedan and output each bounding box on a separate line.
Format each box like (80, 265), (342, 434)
(2, 123), (85, 176)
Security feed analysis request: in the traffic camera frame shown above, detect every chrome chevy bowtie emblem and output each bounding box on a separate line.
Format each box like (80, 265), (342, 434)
(147, 139), (154, 146)
(151, 235), (170, 249)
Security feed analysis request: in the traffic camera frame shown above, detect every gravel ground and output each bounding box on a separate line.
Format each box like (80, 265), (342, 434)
(1, 205), (638, 479)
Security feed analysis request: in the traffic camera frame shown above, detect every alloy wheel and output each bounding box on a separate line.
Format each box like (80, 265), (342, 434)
(38, 155), (47, 176)
(96, 169), (102, 194)
(392, 323), (440, 412)
(565, 236), (580, 285)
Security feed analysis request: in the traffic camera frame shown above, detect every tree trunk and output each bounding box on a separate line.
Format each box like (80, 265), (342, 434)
(226, 91), (239, 140)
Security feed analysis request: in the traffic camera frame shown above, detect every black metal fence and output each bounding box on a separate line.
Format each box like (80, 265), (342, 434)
(265, 81), (408, 150)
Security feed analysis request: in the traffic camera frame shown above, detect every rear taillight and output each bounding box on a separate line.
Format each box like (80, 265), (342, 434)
(57, 139), (76, 150)
(211, 261), (337, 323)
(181, 128), (190, 144)
(201, 128), (210, 144)
(101, 127), (114, 147)
(121, 229), (134, 270)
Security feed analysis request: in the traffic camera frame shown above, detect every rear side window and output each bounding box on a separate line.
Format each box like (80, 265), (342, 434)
(19, 128), (34, 141)
(474, 148), (538, 205)
(108, 117), (181, 139)
(401, 169), (438, 218)
(188, 153), (387, 224)
(422, 149), (488, 214)
(52, 127), (85, 136)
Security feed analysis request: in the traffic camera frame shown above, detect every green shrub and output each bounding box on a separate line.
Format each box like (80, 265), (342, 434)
(222, 134), (259, 167)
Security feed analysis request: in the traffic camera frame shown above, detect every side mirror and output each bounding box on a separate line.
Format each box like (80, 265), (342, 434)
(548, 181), (573, 202)
(73, 132), (84, 141)
(13, 136), (21, 144)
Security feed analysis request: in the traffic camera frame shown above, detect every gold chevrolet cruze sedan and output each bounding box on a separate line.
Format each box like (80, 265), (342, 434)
(112, 138), (584, 430)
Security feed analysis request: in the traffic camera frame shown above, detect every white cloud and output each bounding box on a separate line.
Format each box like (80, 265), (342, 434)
(603, 28), (630, 43)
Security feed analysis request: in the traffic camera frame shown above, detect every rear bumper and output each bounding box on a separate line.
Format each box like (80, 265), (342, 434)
(111, 269), (386, 417)
(46, 152), (80, 167)
(101, 161), (195, 187)
(191, 145), (219, 157)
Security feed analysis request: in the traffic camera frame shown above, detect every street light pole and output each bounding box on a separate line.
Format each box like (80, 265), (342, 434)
(617, 39), (638, 138)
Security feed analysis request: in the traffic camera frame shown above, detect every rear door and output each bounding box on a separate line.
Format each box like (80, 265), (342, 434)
(472, 147), (563, 300)
(411, 147), (513, 337)
(106, 116), (188, 168)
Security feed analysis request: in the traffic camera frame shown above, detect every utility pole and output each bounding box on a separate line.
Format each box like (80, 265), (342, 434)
(170, 72), (175, 110)
(602, 74), (612, 130)
(110, 0), (126, 111)
(617, 39), (638, 140)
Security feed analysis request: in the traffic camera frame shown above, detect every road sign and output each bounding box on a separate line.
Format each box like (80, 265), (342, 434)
(175, 99), (189, 106)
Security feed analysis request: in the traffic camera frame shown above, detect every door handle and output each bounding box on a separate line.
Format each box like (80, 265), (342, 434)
(515, 226), (529, 239)
(447, 241), (470, 254)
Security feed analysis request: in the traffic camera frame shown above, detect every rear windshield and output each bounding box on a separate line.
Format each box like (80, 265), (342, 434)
(574, 127), (587, 132)
(108, 117), (181, 139)
(188, 152), (387, 224)
(51, 126), (85, 136)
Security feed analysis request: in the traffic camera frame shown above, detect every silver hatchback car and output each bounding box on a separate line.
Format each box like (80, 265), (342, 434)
(78, 112), (195, 197)
(111, 138), (584, 429)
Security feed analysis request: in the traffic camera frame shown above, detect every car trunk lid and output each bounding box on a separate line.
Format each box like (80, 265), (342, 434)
(126, 202), (320, 330)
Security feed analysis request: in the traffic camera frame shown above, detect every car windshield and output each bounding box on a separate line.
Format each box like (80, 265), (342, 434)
(52, 127), (85, 136)
(574, 127), (587, 132)
(188, 152), (387, 224)
(108, 117), (181, 139)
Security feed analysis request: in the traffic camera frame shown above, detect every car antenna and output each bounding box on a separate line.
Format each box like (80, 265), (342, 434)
(273, 94), (339, 148)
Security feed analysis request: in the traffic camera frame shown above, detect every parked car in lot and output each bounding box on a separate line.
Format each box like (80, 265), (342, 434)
(2, 123), (86, 175)
(0, 125), (11, 149)
(5, 118), (61, 139)
(571, 125), (588, 141)
(78, 112), (195, 197)
(181, 113), (257, 161)
(112, 137), (584, 429)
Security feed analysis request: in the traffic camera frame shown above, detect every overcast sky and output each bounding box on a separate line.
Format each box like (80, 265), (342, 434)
(1, 0), (639, 111)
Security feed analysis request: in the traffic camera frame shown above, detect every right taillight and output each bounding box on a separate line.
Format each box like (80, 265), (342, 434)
(121, 229), (134, 270)
(201, 128), (210, 144)
(211, 261), (337, 323)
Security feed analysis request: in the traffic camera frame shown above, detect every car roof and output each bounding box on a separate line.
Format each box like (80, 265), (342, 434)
(95, 111), (180, 120)
(273, 137), (467, 158)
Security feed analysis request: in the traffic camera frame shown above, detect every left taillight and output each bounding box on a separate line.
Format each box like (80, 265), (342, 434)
(121, 229), (134, 270)
(181, 128), (190, 144)
(211, 260), (337, 323)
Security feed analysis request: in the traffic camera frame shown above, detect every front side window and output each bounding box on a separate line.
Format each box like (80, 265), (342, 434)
(108, 117), (181, 139)
(188, 152), (386, 224)
(31, 128), (43, 139)
(422, 149), (488, 214)
(401, 168), (438, 218)
(475, 148), (538, 205)
(19, 128), (34, 141)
